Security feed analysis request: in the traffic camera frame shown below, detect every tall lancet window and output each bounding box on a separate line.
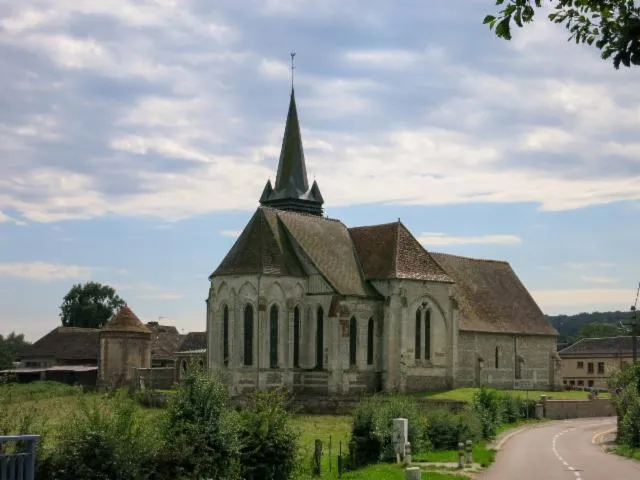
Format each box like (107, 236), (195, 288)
(316, 307), (324, 369)
(424, 309), (431, 360)
(349, 316), (357, 367)
(415, 309), (422, 360)
(223, 305), (229, 367)
(269, 305), (279, 369)
(243, 305), (254, 366)
(495, 346), (500, 369)
(367, 317), (374, 366)
(293, 306), (301, 368)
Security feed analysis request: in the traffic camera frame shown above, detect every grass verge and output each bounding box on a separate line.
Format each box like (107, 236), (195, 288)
(420, 387), (608, 402)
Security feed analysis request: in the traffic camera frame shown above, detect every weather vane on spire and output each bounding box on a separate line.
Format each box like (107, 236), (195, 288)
(290, 51), (296, 90)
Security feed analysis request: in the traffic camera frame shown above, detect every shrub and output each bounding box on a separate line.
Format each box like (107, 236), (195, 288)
(472, 386), (504, 439)
(618, 388), (640, 448)
(162, 368), (241, 479)
(499, 393), (521, 424)
(424, 407), (482, 450)
(239, 390), (299, 480)
(349, 395), (427, 467)
(36, 391), (161, 480)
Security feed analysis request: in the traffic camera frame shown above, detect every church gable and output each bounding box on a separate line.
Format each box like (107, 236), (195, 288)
(349, 221), (452, 283)
(431, 252), (558, 336)
(211, 208), (305, 278)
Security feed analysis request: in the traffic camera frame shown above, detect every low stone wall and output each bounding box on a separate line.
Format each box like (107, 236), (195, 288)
(543, 398), (615, 420)
(134, 367), (175, 390)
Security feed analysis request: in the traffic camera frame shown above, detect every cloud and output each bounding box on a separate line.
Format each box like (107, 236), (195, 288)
(0, 0), (639, 223)
(580, 275), (619, 285)
(564, 262), (616, 269)
(220, 230), (242, 238)
(0, 262), (91, 281)
(0, 211), (26, 225)
(115, 282), (184, 301)
(532, 288), (637, 311)
(418, 233), (521, 247)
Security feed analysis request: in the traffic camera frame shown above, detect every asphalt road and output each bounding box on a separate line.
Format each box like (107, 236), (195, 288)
(478, 418), (640, 480)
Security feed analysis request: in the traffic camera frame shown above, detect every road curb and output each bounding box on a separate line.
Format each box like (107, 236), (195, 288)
(493, 426), (532, 451)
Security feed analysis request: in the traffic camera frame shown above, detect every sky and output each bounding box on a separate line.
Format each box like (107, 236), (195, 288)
(0, 0), (639, 342)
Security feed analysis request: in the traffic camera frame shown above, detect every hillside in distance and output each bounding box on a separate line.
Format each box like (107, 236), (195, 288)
(546, 310), (635, 347)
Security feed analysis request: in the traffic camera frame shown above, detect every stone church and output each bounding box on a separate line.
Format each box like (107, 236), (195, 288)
(207, 87), (561, 396)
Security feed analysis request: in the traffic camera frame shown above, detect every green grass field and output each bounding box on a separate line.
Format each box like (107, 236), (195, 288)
(420, 387), (609, 402)
(1, 382), (474, 479)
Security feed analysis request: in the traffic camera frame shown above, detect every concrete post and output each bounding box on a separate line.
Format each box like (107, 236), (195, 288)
(465, 440), (473, 465)
(405, 467), (421, 480)
(458, 442), (465, 468)
(404, 442), (412, 465)
(535, 402), (544, 419)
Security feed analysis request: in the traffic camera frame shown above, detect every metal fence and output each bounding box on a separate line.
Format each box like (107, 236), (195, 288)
(0, 435), (40, 480)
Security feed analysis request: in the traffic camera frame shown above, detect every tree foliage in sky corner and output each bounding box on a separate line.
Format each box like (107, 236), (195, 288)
(484, 0), (640, 69)
(59, 281), (126, 329)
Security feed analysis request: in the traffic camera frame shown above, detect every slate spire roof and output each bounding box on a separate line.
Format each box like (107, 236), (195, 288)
(259, 89), (324, 216)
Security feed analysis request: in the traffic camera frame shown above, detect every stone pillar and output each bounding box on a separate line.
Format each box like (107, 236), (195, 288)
(384, 293), (402, 392)
(449, 295), (460, 388)
(398, 291), (408, 393)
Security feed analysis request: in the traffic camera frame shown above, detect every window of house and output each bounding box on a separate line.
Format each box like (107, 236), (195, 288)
(597, 362), (605, 374)
(349, 316), (357, 367)
(563, 380), (567, 384)
(569, 380), (575, 385)
(424, 310), (431, 360)
(577, 361), (584, 369)
(243, 304), (254, 366)
(367, 317), (374, 366)
(587, 362), (594, 374)
(269, 305), (278, 369)
(588, 380), (594, 387)
(293, 306), (300, 368)
(316, 307), (324, 369)
(578, 380), (584, 386)
(415, 309), (421, 360)
(495, 346), (500, 369)
(223, 305), (229, 367)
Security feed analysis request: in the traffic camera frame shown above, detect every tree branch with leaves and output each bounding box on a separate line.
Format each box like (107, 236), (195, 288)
(484, 0), (640, 69)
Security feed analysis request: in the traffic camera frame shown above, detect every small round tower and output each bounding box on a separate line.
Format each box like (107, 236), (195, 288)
(99, 305), (151, 388)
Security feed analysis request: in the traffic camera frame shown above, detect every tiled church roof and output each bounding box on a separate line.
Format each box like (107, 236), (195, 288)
(431, 253), (558, 336)
(277, 209), (378, 297)
(349, 221), (452, 283)
(212, 208), (305, 278)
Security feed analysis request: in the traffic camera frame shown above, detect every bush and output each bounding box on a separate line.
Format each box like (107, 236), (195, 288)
(472, 387), (504, 440)
(349, 395), (427, 467)
(499, 393), (521, 424)
(424, 407), (482, 451)
(162, 368), (241, 479)
(36, 391), (161, 480)
(239, 390), (299, 480)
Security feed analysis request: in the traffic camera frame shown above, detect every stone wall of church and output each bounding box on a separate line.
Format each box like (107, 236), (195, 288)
(455, 331), (558, 390)
(371, 279), (457, 393)
(208, 274), (385, 396)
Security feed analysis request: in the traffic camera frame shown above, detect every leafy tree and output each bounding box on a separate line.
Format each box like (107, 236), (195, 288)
(0, 332), (30, 370)
(484, 0), (640, 69)
(59, 282), (125, 329)
(573, 322), (626, 342)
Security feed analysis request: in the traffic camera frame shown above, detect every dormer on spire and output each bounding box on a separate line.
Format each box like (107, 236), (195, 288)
(259, 86), (324, 216)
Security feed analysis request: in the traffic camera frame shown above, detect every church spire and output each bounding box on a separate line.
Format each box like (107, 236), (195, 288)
(259, 56), (324, 216)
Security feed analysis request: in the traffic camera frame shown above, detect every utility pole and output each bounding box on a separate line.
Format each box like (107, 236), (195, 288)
(622, 282), (640, 364)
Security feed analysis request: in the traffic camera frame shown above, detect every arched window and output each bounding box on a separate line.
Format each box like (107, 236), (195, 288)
(415, 309), (422, 359)
(293, 306), (301, 368)
(269, 305), (279, 369)
(223, 305), (229, 367)
(367, 317), (374, 366)
(424, 310), (431, 360)
(316, 307), (324, 369)
(243, 304), (254, 366)
(349, 316), (357, 367)
(495, 346), (500, 369)
(181, 359), (187, 375)
(199, 359), (204, 370)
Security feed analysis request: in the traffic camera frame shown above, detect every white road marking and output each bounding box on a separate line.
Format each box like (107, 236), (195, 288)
(553, 428), (582, 480)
